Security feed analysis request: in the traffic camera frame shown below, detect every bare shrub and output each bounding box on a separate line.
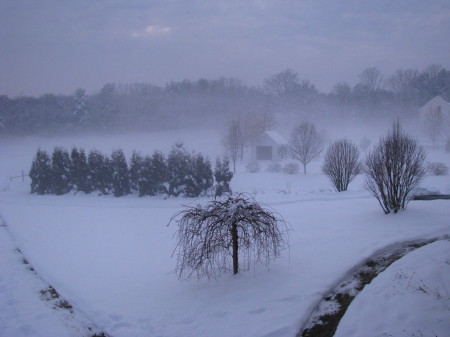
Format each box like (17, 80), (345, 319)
(289, 122), (324, 174)
(322, 139), (361, 192)
(246, 162), (260, 173)
(283, 162), (299, 174)
(364, 121), (427, 214)
(427, 162), (449, 176)
(170, 193), (289, 279)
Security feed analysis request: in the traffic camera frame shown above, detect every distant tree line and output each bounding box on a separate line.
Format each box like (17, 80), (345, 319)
(1, 64), (449, 136)
(29, 143), (233, 198)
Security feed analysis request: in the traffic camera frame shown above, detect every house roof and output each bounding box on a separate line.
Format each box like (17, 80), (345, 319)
(420, 95), (450, 113)
(264, 130), (288, 145)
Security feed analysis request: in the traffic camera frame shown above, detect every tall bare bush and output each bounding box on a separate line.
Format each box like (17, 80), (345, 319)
(364, 121), (427, 214)
(322, 139), (361, 192)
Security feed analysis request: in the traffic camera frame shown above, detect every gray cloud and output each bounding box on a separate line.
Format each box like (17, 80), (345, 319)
(0, 0), (449, 96)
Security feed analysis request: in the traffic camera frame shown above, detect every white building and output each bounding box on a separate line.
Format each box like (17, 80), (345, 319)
(419, 95), (450, 122)
(250, 131), (289, 161)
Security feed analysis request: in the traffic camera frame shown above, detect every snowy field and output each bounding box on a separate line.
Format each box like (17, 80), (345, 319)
(1, 129), (450, 337)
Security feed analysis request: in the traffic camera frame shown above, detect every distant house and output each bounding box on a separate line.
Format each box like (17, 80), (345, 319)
(419, 96), (450, 122)
(250, 131), (289, 161)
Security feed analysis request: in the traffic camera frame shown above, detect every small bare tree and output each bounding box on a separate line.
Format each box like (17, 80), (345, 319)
(170, 193), (289, 280)
(364, 121), (427, 214)
(290, 122), (324, 174)
(322, 139), (361, 192)
(223, 120), (243, 173)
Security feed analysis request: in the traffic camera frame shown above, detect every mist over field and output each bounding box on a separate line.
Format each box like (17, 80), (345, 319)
(1, 1), (450, 337)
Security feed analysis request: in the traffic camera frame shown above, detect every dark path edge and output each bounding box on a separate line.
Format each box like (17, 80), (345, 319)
(412, 194), (450, 200)
(296, 235), (450, 337)
(0, 214), (112, 337)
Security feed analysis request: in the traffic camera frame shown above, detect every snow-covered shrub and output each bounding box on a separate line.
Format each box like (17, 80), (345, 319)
(267, 162), (282, 173)
(185, 153), (213, 198)
(246, 162), (260, 173)
(29, 149), (52, 195)
(283, 162), (299, 174)
(214, 156), (233, 197)
(427, 162), (449, 176)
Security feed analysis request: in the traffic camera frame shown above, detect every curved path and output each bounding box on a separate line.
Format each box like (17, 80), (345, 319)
(296, 236), (449, 337)
(0, 214), (111, 337)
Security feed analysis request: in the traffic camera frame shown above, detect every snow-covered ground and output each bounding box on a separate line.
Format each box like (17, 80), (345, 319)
(0, 130), (449, 337)
(335, 240), (450, 337)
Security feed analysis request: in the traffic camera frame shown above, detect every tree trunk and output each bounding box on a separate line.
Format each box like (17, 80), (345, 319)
(303, 163), (307, 175)
(231, 222), (239, 274)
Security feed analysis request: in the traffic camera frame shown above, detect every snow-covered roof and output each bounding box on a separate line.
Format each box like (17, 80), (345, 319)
(420, 95), (450, 112)
(264, 130), (288, 145)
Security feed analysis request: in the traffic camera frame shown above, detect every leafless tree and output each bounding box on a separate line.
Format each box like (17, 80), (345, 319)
(358, 67), (383, 92)
(322, 139), (361, 192)
(387, 69), (419, 106)
(170, 193), (289, 280)
(264, 69), (299, 96)
(423, 106), (444, 147)
(364, 121), (427, 214)
(289, 122), (324, 174)
(223, 120), (243, 173)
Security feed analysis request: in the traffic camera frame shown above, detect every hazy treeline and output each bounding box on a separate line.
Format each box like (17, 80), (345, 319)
(1, 65), (449, 136)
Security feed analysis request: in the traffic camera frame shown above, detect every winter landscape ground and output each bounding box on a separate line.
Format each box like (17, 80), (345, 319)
(0, 128), (449, 337)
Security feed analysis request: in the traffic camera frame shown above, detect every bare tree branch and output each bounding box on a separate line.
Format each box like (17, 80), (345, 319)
(170, 193), (289, 280)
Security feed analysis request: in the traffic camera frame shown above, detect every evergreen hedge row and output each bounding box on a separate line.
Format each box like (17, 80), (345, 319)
(29, 143), (233, 198)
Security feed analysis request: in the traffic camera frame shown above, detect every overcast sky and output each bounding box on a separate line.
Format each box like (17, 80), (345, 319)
(1, 0), (449, 97)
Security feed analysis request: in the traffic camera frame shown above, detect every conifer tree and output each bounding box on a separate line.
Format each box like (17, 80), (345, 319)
(139, 151), (168, 196)
(214, 156), (233, 197)
(51, 147), (71, 195)
(70, 147), (90, 193)
(185, 153), (213, 198)
(88, 150), (111, 195)
(110, 149), (130, 197)
(29, 149), (52, 194)
(129, 151), (143, 192)
(150, 151), (168, 195)
(167, 142), (190, 197)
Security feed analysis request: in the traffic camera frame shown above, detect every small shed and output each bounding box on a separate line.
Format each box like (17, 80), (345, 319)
(419, 95), (450, 122)
(250, 131), (289, 161)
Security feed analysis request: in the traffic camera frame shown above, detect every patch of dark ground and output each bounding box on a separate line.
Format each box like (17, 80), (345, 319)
(412, 194), (450, 200)
(16, 246), (112, 337)
(297, 238), (445, 337)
